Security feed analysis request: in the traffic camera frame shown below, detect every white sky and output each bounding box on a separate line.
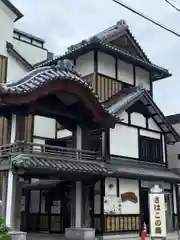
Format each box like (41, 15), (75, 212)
(11, 0), (180, 116)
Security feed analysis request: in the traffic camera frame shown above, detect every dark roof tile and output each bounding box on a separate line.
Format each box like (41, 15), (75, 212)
(12, 154), (108, 175)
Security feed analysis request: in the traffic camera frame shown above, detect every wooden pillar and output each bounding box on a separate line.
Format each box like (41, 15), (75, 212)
(0, 56), (9, 146)
(71, 125), (82, 228)
(100, 178), (105, 235)
(6, 115), (17, 228)
(175, 184), (180, 232)
(102, 128), (110, 162)
(2, 172), (8, 218)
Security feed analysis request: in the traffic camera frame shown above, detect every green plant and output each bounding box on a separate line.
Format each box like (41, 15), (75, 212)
(0, 217), (11, 240)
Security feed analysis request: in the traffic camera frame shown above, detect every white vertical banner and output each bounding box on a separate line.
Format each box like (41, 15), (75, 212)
(149, 185), (167, 239)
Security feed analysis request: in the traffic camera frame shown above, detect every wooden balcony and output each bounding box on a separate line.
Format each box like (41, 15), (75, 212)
(0, 141), (100, 162)
(0, 141), (107, 177)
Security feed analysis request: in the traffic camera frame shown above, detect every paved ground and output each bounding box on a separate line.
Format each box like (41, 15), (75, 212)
(27, 232), (180, 240)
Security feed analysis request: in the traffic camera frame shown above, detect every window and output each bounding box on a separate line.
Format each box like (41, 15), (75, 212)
(139, 136), (163, 163)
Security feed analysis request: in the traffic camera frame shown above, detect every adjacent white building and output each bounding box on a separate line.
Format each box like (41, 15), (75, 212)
(0, 0), (53, 85)
(167, 114), (180, 173)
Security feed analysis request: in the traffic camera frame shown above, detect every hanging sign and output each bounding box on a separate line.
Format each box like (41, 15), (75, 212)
(149, 185), (167, 239)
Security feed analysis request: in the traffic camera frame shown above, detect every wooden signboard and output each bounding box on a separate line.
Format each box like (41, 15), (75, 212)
(149, 184), (167, 239)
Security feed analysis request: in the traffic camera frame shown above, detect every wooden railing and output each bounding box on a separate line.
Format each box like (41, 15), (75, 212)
(0, 141), (101, 162)
(94, 214), (140, 233)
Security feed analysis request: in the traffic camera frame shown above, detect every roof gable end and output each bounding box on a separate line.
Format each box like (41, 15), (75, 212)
(1, 0), (23, 22)
(106, 86), (180, 144)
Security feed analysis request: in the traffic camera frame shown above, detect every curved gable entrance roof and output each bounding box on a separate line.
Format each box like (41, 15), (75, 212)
(0, 59), (116, 128)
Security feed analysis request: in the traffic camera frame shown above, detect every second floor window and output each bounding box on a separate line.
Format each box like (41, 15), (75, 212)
(139, 136), (163, 163)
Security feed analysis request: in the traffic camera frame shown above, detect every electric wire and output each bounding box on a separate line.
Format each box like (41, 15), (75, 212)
(165, 0), (180, 13)
(112, 0), (180, 38)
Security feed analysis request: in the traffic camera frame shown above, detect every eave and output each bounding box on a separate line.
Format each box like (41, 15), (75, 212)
(1, 0), (23, 22)
(37, 40), (171, 81)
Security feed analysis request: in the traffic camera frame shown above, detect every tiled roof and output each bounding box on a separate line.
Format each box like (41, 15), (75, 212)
(0, 59), (117, 120)
(37, 38), (170, 80)
(12, 153), (108, 175)
(36, 20), (170, 80)
(109, 156), (180, 182)
(0, 59), (96, 96)
(105, 86), (180, 144)
(68, 20), (150, 63)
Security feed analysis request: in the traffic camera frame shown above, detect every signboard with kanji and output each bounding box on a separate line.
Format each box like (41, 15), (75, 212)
(149, 185), (167, 239)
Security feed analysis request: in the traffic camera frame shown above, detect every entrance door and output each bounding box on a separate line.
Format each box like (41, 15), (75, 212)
(165, 193), (173, 233)
(140, 189), (150, 233)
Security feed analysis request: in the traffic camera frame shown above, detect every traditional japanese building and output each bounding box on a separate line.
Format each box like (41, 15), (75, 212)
(0, 18), (180, 240)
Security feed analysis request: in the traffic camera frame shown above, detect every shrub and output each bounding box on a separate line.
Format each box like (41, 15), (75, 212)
(0, 217), (11, 240)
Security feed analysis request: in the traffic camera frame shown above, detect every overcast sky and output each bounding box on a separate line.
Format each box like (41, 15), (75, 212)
(11, 0), (180, 116)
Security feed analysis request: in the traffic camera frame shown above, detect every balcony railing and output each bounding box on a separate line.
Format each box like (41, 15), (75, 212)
(0, 141), (101, 162)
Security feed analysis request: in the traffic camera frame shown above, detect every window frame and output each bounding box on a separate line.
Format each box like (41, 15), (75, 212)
(139, 135), (163, 163)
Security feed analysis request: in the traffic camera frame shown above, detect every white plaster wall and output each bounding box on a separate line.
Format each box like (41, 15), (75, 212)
(98, 51), (115, 78)
(33, 116), (56, 139)
(136, 67), (150, 91)
(140, 129), (160, 139)
(110, 124), (138, 158)
(57, 129), (72, 139)
(119, 178), (140, 214)
(75, 51), (94, 76)
(12, 38), (48, 65)
(33, 138), (46, 151)
(105, 178), (117, 196)
(148, 117), (161, 131)
(7, 54), (27, 83)
(120, 112), (161, 132)
(119, 111), (128, 123)
(0, 1), (16, 56)
(131, 112), (146, 128)
(117, 60), (133, 85)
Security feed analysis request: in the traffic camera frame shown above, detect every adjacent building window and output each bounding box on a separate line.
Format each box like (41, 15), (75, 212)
(139, 136), (163, 163)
